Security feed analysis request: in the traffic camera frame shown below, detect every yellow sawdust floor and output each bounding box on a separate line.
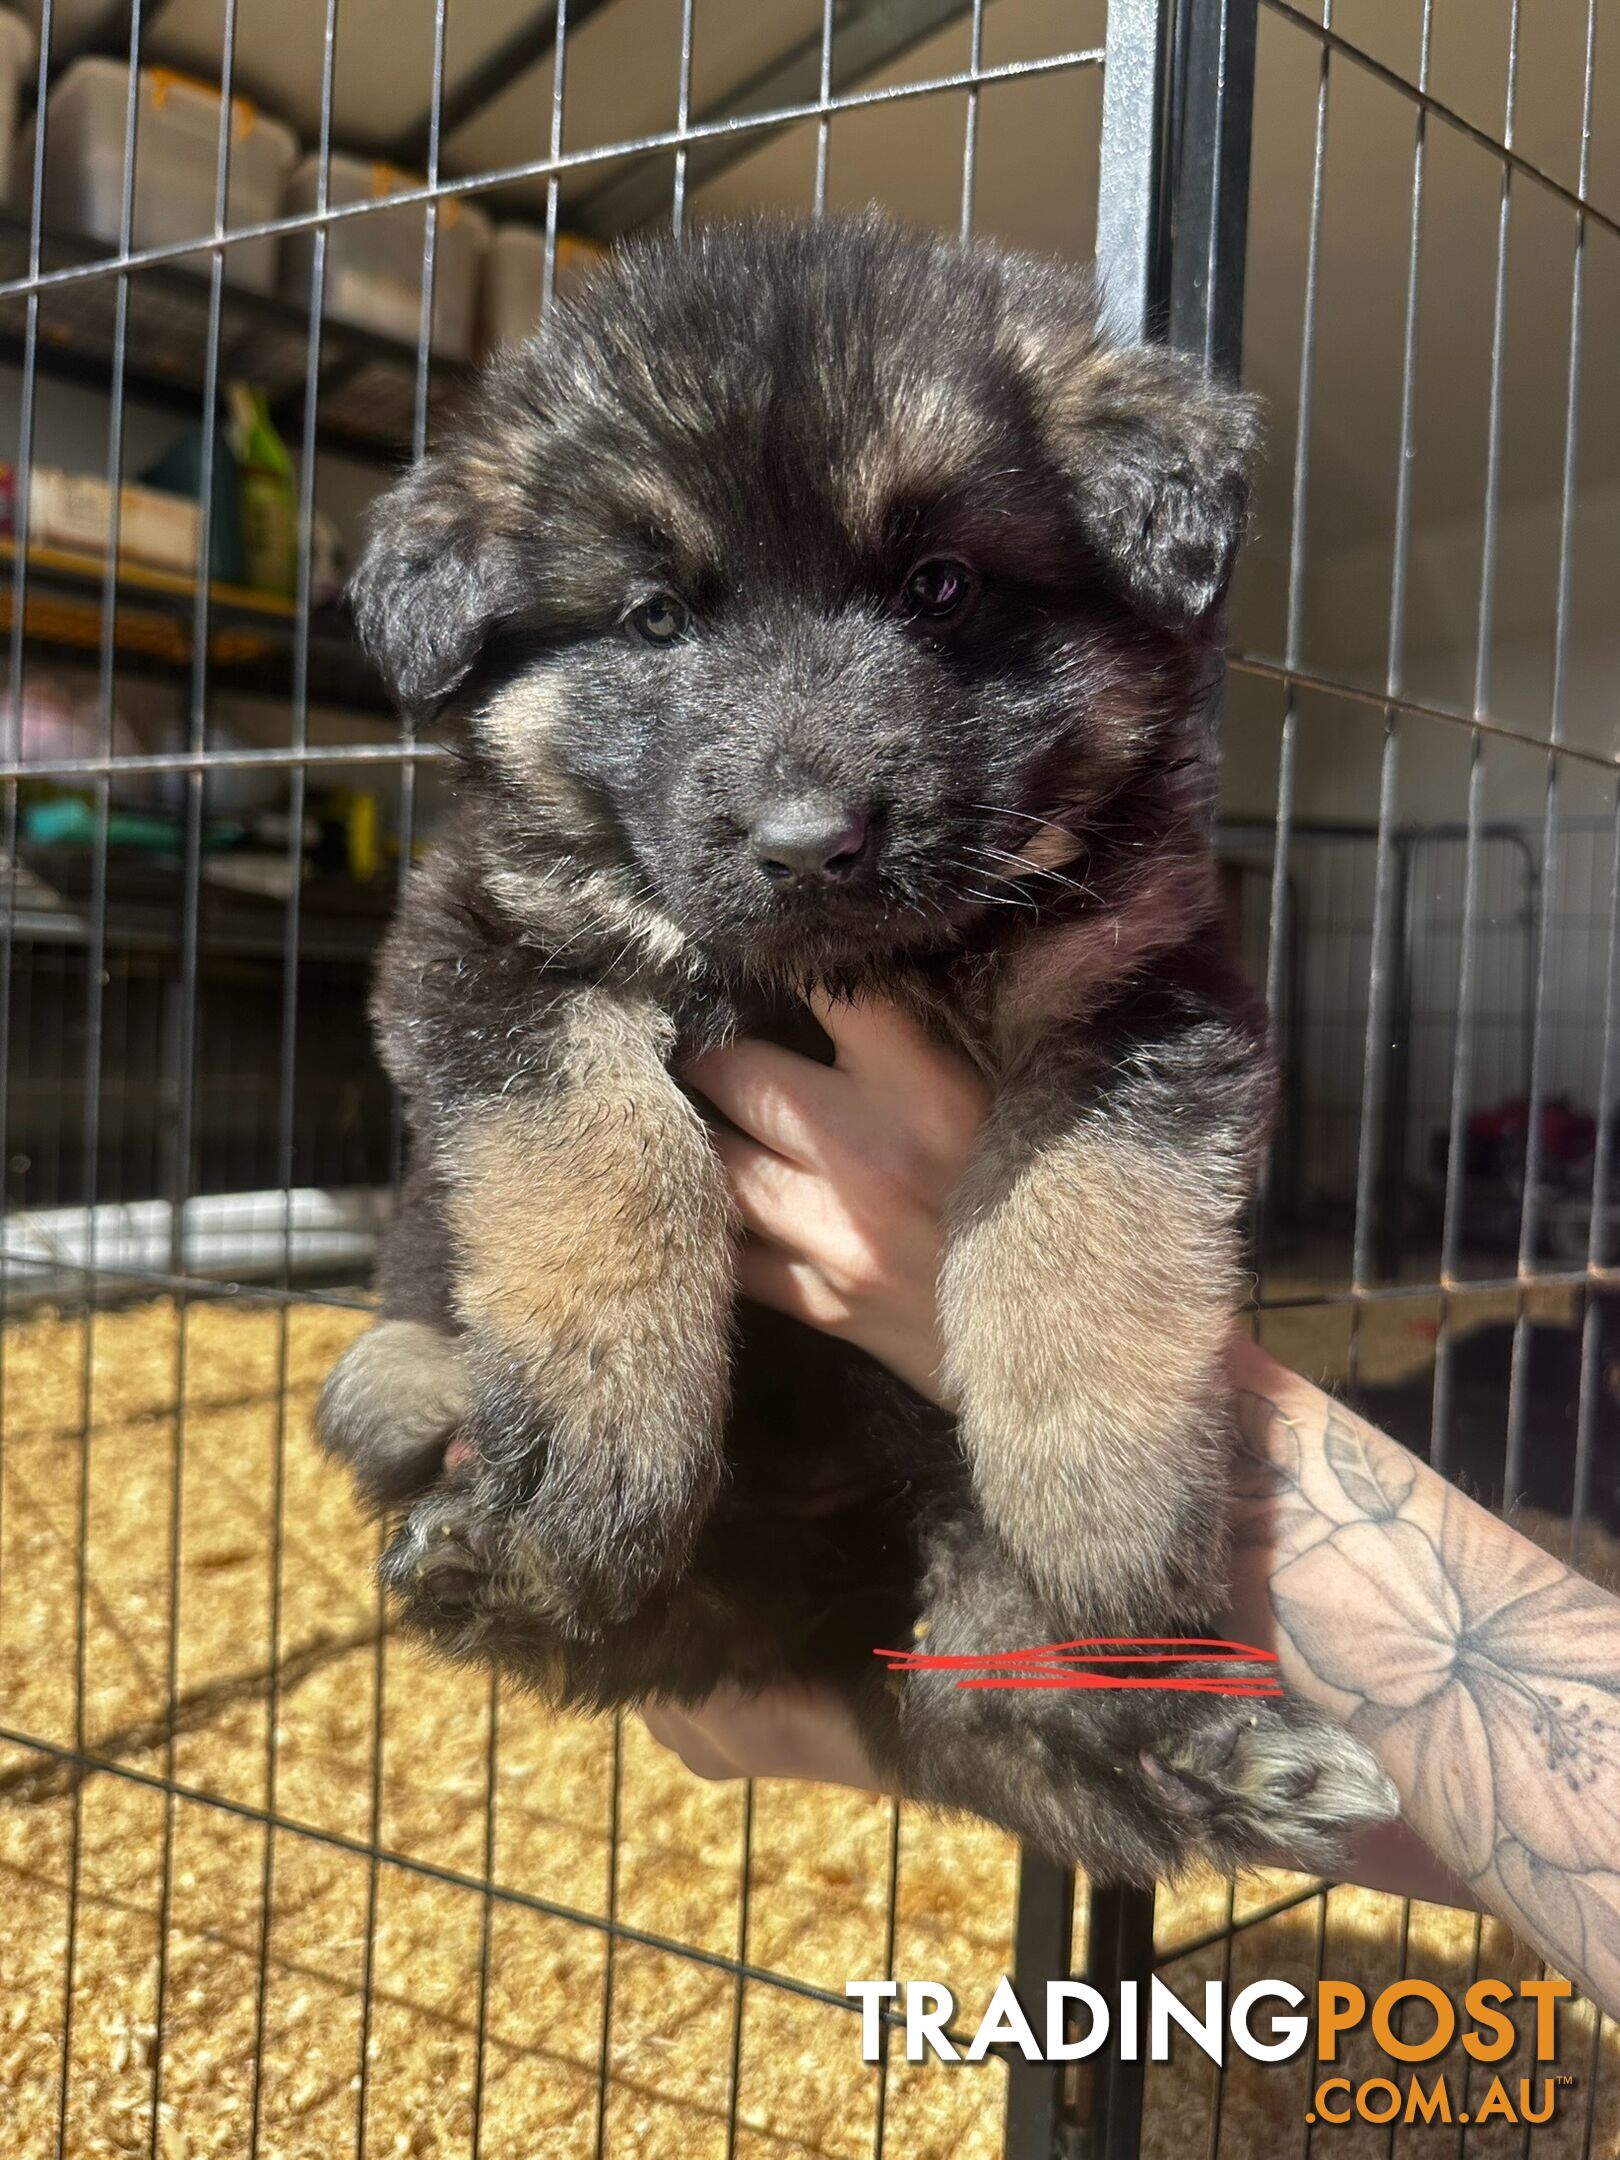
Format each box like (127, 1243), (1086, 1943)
(0, 1298), (1614, 2158)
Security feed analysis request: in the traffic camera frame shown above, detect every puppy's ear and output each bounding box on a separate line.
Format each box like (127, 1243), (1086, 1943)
(1036, 338), (1261, 632)
(349, 451), (529, 715)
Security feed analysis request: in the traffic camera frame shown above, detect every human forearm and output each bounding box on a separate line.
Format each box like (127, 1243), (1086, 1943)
(1226, 1334), (1620, 2011)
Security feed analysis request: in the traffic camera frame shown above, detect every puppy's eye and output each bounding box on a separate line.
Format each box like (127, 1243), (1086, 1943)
(626, 593), (691, 647)
(898, 557), (978, 626)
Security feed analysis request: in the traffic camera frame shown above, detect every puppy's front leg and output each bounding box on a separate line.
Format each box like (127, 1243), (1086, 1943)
(939, 969), (1271, 1626)
(432, 992), (735, 1623)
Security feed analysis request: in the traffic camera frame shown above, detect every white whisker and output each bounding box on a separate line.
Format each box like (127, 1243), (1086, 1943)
(966, 843), (1093, 901)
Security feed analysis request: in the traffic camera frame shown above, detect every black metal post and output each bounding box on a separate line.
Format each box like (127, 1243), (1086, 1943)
(1016, 8), (1261, 2157)
(1004, 1851), (1080, 2160)
(1076, 1882), (1157, 2160)
(1162, 0), (1257, 377)
(1096, 0), (1256, 372)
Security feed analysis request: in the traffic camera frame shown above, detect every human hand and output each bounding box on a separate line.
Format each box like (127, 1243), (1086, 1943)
(642, 1683), (885, 1791)
(642, 998), (984, 1791)
(681, 993), (990, 1405)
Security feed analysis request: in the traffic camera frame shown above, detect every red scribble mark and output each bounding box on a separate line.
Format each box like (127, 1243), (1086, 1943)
(873, 1635), (1284, 1696)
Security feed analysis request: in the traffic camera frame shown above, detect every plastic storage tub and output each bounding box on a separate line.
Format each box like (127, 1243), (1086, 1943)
(280, 156), (491, 359)
(484, 223), (606, 352)
(8, 0), (108, 57)
(10, 465), (201, 575)
(0, 9), (34, 208)
(22, 60), (297, 290)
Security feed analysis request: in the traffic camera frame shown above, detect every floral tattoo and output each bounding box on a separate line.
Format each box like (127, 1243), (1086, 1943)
(1231, 1386), (1620, 2013)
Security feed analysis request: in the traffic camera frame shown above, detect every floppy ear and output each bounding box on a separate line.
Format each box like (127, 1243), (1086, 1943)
(348, 450), (530, 716)
(1039, 339), (1261, 633)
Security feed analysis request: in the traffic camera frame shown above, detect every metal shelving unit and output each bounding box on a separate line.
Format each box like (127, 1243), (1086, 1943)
(0, 535), (388, 709)
(0, 205), (475, 467)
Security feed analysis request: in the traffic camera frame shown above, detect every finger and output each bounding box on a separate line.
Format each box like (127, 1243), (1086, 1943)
(640, 1703), (691, 1753)
(712, 1128), (825, 1248)
(651, 1686), (885, 1789)
(640, 1706), (742, 1781)
(717, 1684), (888, 1790)
(807, 989), (991, 1167)
(682, 1037), (840, 1165)
(734, 1237), (852, 1334)
(805, 989), (939, 1079)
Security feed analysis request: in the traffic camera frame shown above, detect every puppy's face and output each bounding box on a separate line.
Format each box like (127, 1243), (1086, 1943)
(353, 216), (1258, 978)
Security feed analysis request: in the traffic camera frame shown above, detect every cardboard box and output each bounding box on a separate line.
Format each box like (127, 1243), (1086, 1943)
(24, 465), (201, 576)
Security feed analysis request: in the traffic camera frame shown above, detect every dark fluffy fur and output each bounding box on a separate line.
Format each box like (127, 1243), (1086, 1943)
(318, 215), (1397, 1882)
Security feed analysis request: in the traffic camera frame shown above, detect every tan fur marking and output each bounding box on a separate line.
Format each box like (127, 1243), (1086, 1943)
(1021, 328), (1139, 441)
(447, 997), (734, 1468)
(940, 1124), (1236, 1624)
(993, 855), (1218, 1054)
(842, 396), (985, 543)
(483, 857), (688, 967)
(472, 672), (687, 964)
(1017, 822), (1084, 874)
(474, 670), (595, 818)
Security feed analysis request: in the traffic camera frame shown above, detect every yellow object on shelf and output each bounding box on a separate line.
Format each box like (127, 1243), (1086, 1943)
(344, 789), (382, 881)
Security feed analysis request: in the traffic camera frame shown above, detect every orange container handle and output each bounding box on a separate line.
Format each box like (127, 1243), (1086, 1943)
(148, 66), (257, 143)
(370, 161), (461, 227)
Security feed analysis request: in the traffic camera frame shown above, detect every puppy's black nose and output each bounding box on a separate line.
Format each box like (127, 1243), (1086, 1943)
(748, 796), (869, 883)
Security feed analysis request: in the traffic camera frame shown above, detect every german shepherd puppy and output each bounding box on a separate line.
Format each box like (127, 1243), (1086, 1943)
(318, 215), (1396, 1881)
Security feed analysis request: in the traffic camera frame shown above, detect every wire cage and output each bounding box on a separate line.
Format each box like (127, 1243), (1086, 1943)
(1, 0), (1618, 2154)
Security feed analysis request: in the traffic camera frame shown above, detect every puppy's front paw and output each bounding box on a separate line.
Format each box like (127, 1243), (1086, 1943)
(1142, 1696), (1398, 1874)
(380, 1473), (656, 1642)
(517, 1450), (701, 1625)
(380, 1482), (500, 1624)
(465, 1363), (715, 1627)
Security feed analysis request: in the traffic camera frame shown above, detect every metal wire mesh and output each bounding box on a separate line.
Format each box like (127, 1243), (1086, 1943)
(1, 0), (1616, 2153)
(1135, 0), (1620, 2150)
